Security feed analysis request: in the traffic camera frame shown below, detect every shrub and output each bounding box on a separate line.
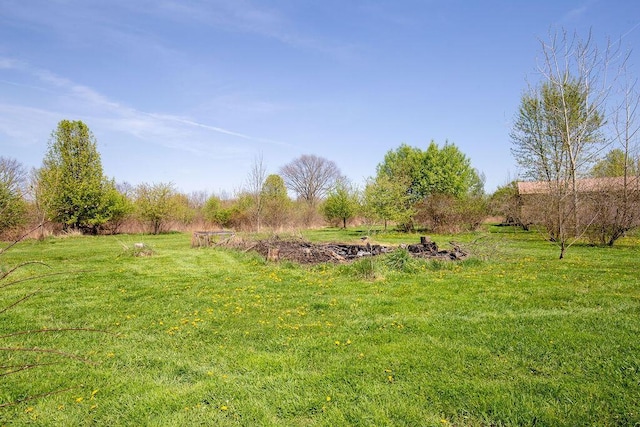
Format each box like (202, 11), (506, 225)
(384, 248), (415, 272)
(345, 257), (380, 280)
(414, 194), (487, 233)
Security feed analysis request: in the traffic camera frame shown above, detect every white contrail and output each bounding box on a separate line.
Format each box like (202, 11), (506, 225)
(144, 113), (293, 148)
(621, 21), (640, 40)
(145, 113), (253, 140)
(2, 57), (292, 148)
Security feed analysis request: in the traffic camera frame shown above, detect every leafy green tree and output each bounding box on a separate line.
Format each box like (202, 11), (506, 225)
(134, 182), (179, 234)
(376, 144), (423, 200)
(416, 142), (478, 198)
(102, 183), (134, 234)
(378, 142), (480, 201)
(203, 195), (233, 228)
(362, 175), (413, 230)
(511, 80), (605, 257)
(0, 182), (26, 236)
(374, 141), (482, 230)
(261, 174), (291, 229)
(37, 120), (116, 233)
(227, 192), (255, 230)
(171, 193), (196, 226)
(592, 149), (638, 177)
(510, 30), (613, 258)
(489, 181), (527, 228)
(512, 81), (604, 183)
(322, 181), (360, 228)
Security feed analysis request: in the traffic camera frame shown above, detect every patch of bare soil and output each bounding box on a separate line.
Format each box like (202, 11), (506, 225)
(218, 235), (468, 264)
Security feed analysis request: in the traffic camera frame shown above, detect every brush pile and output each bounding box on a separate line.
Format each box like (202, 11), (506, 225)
(217, 235), (468, 264)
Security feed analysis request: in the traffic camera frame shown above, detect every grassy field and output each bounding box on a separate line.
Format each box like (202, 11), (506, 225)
(1, 227), (639, 426)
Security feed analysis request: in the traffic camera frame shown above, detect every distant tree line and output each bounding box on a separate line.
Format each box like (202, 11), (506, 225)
(1, 120), (493, 239)
(4, 29), (639, 262)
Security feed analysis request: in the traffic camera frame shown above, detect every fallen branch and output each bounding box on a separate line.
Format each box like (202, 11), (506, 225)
(0, 347), (98, 365)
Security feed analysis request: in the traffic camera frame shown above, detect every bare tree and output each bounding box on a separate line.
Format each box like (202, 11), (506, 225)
(611, 62), (640, 243)
(188, 191), (209, 209)
(245, 154), (267, 231)
(116, 181), (135, 198)
(279, 154), (342, 207)
(511, 29), (620, 258)
(587, 61), (640, 245)
(0, 157), (27, 195)
(0, 157), (28, 236)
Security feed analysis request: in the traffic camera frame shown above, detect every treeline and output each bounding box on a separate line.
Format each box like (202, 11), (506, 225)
(3, 112), (639, 245)
(1, 120), (493, 239)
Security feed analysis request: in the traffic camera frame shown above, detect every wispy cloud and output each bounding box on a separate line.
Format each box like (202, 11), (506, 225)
(559, 0), (597, 25)
(150, 0), (358, 59)
(0, 57), (291, 158)
(0, 58), (21, 69)
(0, 104), (59, 143)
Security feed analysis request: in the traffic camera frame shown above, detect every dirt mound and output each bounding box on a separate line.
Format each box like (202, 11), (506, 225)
(218, 235), (468, 264)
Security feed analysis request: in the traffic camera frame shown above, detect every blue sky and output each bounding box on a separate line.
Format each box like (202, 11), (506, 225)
(1, 1), (639, 195)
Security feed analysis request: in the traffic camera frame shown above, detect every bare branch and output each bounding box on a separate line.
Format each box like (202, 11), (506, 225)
(0, 270), (87, 290)
(0, 290), (40, 315)
(0, 362), (59, 377)
(0, 347), (97, 365)
(513, 28), (625, 257)
(0, 386), (82, 408)
(0, 328), (113, 339)
(0, 222), (47, 256)
(0, 261), (50, 281)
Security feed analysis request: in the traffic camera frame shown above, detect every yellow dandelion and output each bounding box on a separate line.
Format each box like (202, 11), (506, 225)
(75, 397), (84, 403)
(220, 405), (228, 411)
(326, 396), (331, 402)
(334, 340), (340, 346)
(24, 407), (34, 413)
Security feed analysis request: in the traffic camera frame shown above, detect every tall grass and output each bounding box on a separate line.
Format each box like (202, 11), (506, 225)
(0, 229), (639, 425)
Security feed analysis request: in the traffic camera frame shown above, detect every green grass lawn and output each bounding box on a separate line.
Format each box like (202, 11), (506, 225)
(1, 228), (639, 426)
